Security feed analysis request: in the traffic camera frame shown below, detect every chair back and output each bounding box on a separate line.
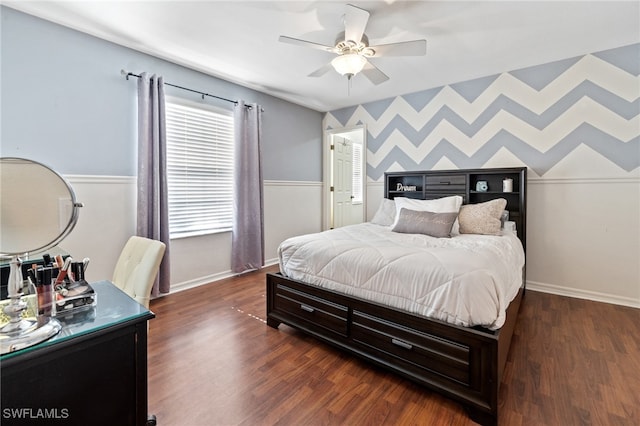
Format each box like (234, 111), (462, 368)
(112, 236), (166, 308)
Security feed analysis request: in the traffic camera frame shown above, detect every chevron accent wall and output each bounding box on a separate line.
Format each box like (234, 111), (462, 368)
(324, 43), (640, 181)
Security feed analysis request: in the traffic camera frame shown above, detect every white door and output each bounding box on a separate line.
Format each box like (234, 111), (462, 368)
(332, 136), (353, 228)
(331, 136), (364, 228)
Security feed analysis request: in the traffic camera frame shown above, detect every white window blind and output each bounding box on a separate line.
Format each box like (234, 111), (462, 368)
(352, 142), (363, 204)
(166, 100), (234, 238)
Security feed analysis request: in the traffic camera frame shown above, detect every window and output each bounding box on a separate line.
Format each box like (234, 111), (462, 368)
(166, 98), (234, 238)
(351, 142), (363, 204)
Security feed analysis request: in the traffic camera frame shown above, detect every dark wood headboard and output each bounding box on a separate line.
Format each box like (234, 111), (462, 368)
(384, 167), (527, 251)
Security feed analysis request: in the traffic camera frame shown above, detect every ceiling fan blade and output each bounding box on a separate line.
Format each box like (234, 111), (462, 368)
(308, 63), (334, 78)
(344, 4), (370, 43)
(368, 39), (427, 57)
(278, 35), (336, 53)
(361, 60), (389, 85)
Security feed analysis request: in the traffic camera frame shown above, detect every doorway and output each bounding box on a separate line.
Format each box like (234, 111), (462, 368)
(323, 126), (366, 230)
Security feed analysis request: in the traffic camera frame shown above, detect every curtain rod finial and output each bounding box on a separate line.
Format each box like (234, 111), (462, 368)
(120, 69), (129, 80)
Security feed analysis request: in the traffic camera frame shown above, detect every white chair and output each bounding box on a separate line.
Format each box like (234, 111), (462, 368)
(112, 236), (166, 309)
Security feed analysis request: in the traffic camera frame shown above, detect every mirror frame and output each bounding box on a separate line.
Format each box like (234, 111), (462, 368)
(0, 157), (82, 256)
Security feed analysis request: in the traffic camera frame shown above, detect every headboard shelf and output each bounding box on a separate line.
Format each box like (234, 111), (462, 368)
(384, 167), (527, 250)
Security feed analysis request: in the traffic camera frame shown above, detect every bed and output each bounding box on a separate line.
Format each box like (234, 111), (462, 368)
(266, 167), (527, 425)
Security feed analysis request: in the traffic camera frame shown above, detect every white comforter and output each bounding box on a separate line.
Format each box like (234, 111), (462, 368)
(278, 222), (525, 330)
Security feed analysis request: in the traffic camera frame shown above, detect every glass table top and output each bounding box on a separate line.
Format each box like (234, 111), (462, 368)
(0, 280), (154, 360)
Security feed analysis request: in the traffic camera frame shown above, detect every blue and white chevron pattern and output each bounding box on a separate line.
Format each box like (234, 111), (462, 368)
(324, 44), (640, 181)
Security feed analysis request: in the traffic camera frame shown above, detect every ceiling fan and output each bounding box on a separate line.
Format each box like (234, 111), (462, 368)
(279, 4), (427, 85)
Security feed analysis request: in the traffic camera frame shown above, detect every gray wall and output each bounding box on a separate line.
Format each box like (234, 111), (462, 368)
(0, 6), (322, 181)
(0, 6), (324, 289)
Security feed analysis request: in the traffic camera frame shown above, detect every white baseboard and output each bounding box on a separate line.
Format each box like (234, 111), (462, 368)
(264, 257), (279, 268)
(167, 271), (237, 295)
(160, 258), (280, 297)
(527, 280), (640, 309)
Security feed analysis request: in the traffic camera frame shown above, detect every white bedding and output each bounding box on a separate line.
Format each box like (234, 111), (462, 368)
(278, 222), (525, 330)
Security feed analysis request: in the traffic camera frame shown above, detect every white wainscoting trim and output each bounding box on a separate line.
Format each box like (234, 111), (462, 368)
(368, 176), (639, 186)
(264, 180), (323, 187)
(528, 176), (640, 185)
(527, 280), (640, 309)
(66, 175), (638, 187)
(62, 176), (637, 309)
(65, 175), (136, 185)
(66, 177), (322, 186)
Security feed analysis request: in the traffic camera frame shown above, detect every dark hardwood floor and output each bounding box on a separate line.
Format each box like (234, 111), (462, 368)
(148, 265), (640, 425)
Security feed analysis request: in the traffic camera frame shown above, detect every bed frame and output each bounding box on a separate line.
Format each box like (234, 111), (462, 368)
(266, 167), (527, 426)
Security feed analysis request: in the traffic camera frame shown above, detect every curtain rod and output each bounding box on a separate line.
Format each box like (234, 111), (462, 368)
(121, 69), (239, 106)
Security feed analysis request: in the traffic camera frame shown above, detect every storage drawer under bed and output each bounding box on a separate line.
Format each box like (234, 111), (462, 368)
(351, 310), (474, 387)
(272, 282), (349, 337)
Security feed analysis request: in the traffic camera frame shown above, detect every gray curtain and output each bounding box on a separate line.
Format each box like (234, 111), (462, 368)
(137, 72), (170, 295)
(232, 100), (264, 273)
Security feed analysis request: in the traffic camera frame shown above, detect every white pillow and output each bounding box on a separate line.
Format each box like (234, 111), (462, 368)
(393, 196), (464, 233)
(370, 198), (397, 227)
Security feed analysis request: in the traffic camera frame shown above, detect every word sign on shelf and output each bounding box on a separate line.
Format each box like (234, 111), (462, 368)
(396, 183), (417, 192)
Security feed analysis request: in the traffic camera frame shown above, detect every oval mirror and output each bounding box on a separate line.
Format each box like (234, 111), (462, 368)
(0, 157), (81, 256)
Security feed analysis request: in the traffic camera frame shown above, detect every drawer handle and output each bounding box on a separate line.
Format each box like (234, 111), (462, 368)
(300, 304), (315, 313)
(391, 338), (413, 350)
(439, 181), (450, 185)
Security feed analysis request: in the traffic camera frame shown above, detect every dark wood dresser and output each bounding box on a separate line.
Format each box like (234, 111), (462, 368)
(1, 281), (155, 425)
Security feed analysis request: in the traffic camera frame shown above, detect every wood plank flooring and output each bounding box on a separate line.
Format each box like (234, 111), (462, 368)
(147, 266), (640, 425)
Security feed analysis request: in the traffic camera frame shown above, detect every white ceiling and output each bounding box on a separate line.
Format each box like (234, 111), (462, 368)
(4, 1), (640, 112)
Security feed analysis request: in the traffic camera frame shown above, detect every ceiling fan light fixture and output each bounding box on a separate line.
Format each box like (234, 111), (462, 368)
(331, 53), (367, 77)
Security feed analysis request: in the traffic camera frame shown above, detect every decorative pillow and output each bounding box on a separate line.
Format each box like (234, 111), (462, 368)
(393, 195), (464, 232)
(370, 198), (397, 226)
(392, 208), (459, 238)
(458, 198), (508, 235)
